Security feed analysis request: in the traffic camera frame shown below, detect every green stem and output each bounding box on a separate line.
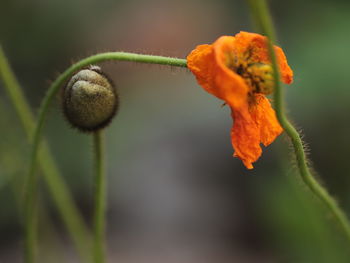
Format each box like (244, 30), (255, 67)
(0, 45), (92, 263)
(29, 53), (187, 208)
(0, 46), (35, 134)
(93, 132), (106, 263)
(246, 0), (350, 242)
(24, 173), (37, 263)
(22, 52), (185, 262)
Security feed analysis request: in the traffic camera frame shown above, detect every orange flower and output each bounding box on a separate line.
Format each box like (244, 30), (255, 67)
(187, 31), (293, 169)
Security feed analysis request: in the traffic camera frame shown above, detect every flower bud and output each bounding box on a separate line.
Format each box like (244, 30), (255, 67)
(62, 65), (118, 132)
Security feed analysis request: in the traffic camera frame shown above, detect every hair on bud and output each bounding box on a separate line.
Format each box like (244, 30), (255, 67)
(62, 65), (118, 132)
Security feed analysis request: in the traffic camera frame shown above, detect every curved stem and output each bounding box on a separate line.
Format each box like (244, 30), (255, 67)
(24, 52), (186, 263)
(0, 45), (35, 133)
(24, 177), (37, 263)
(0, 45), (92, 263)
(246, 0), (350, 241)
(93, 131), (106, 263)
(30, 53), (187, 192)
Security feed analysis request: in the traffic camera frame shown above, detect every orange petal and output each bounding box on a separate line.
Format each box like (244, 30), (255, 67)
(234, 31), (293, 84)
(212, 36), (249, 109)
(186, 44), (221, 98)
(231, 95), (283, 169)
(275, 46), (293, 84)
(187, 32), (291, 169)
(250, 94), (283, 146)
(187, 36), (249, 109)
(231, 108), (262, 169)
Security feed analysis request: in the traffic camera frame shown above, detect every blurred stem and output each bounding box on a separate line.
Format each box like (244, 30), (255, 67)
(0, 46), (35, 133)
(24, 169), (37, 263)
(93, 131), (106, 263)
(246, 0), (350, 242)
(0, 45), (92, 263)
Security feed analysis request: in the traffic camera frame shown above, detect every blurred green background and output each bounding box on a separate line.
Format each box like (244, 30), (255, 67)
(1, 0), (350, 262)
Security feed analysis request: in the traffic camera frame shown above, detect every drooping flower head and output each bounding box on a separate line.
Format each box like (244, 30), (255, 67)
(187, 31), (293, 169)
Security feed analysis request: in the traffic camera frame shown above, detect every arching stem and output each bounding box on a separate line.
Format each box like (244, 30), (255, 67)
(25, 52), (186, 263)
(247, 0), (350, 242)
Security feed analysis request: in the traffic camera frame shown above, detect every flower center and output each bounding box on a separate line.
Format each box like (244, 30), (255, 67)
(226, 53), (274, 95)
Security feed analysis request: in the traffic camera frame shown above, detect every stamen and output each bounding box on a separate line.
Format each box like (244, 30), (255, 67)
(226, 54), (274, 95)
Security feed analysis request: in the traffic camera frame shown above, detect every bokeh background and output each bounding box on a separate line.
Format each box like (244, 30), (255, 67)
(1, 0), (350, 262)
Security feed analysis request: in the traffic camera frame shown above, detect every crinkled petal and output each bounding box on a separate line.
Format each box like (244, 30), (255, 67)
(275, 46), (293, 84)
(250, 94), (283, 146)
(212, 36), (249, 108)
(231, 95), (283, 169)
(187, 36), (249, 109)
(186, 44), (221, 98)
(231, 108), (262, 169)
(234, 31), (293, 84)
(187, 32), (292, 169)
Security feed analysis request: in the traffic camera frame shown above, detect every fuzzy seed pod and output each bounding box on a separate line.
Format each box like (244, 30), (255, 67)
(62, 65), (118, 132)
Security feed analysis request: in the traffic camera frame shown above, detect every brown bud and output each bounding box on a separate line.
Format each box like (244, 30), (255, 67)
(62, 65), (118, 132)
